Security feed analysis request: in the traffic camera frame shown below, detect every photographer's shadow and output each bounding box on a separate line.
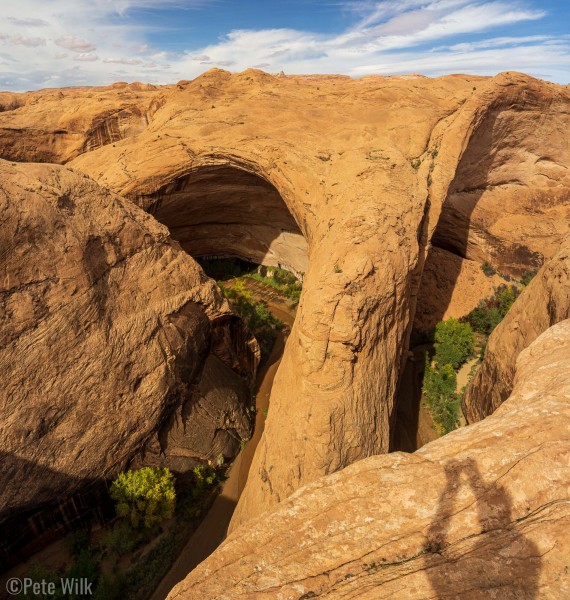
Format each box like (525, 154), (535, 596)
(425, 458), (541, 599)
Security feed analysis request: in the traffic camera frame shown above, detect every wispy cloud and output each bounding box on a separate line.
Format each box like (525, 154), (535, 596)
(55, 36), (97, 53)
(0, 0), (568, 91)
(0, 34), (46, 47)
(103, 57), (144, 64)
(6, 17), (49, 27)
(73, 53), (99, 62)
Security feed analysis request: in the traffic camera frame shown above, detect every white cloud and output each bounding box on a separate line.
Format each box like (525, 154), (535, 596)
(103, 57), (143, 64)
(6, 17), (49, 27)
(0, 0), (568, 91)
(73, 53), (99, 62)
(0, 34), (46, 47)
(55, 36), (97, 53)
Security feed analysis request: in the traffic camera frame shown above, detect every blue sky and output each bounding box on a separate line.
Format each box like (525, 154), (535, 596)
(0, 0), (568, 91)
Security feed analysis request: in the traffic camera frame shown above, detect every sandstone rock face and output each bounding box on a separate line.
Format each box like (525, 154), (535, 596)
(430, 73), (570, 277)
(463, 235), (570, 423)
(0, 82), (162, 164)
(66, 70), (570, 527)
(169, 320), (570, 599)
(0, 159), (257, 561)
(412, 246), (505, 332)
(2, 69), (568, 528)
(139, 165), (308, 277)
(70, 69), (477, 527)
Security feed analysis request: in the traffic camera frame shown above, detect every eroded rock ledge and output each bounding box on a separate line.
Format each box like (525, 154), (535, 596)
(169, 319), (570, 599)
(464, 235), (570, 423)
(0, 160), (258, 564)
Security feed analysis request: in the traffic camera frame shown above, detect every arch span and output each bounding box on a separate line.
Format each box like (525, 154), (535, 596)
(142, 164), (308, 277)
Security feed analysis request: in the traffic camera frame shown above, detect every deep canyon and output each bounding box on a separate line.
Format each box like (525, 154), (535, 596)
(0, 69), (569, 598)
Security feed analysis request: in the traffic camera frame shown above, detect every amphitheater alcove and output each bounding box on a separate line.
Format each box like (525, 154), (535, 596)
(139, 164), (308, 277)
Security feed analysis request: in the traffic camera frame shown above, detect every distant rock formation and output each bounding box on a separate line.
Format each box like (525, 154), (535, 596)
(168, 319), (570, 599)
(0, 83), (161, 163)
(0, 159), (258, 565)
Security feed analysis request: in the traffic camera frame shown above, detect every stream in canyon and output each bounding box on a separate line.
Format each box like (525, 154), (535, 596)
(150, 287), (297, 600)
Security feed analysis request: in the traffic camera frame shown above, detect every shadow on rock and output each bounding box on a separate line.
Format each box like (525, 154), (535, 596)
(426, 458), (541, 599)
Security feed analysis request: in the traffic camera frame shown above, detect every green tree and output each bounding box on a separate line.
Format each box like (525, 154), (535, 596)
(190, 464), (219, 501)
(464, 284), (520, 335)
(433, 318), (475, 369)
(422, 360), (460, 434)
(495, 284), (518, 317)
(110, 467), (176, 529)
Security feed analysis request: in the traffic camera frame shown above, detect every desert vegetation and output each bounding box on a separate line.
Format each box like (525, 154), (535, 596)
(17, 466), (222, 600)
(463, 283), (520, 335)
(422, 319), (475, 434)
(421, 278), (530, 435)
(219, 279), (284, 362)
(198, 258), (303, 304)
(196, 258), (301, 363)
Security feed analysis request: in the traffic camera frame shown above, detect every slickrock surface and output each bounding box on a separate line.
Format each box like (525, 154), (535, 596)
(463, 235), (570, 423)
(67, 70), (570, 526)
(0, 82), (162, 163)
(169, 319), (570, 600)
(1, 69), (569, 528)
(70, 69), (479, 527)
(428, 73), (570, 277)
(0, 160), (257, 549)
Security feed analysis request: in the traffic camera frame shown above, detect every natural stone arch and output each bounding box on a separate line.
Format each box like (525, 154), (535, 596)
(70, 70), (475, 527)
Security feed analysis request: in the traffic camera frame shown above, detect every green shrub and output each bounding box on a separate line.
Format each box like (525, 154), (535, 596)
(190, 464), (219, 501)
(464, 284), (520, 335)
(67, 549), (100, 591)
(220, 279), (284, 362)
(433, 318), (475, 369)
(520, 269), (537, 286)
(245, 267), (303, 303)
(481, 261), (496, 277)
(495, 284), (518, 317)
(103, 521), (141, 557)
(465, 303), (502, 335)
(110, 467), (176, 529)
(64, 530), (90, 557)
(221, 280), (283, 330)
(422, 360), (460, 434)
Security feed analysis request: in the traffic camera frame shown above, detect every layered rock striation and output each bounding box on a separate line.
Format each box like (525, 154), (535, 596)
(169, 319), (570, 599)
(0, 82), (161, 164)
(0, 159), (258, 565)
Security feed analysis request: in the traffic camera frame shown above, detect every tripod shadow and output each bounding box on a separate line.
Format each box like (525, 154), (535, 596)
(426, 458), (541, 599)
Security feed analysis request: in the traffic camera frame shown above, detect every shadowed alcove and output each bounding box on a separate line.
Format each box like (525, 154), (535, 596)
(142, 164), (308, 277)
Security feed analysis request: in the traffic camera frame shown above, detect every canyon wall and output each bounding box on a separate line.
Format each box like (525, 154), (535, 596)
(70, 68), (475, 527)
(463, 235), (570, 423)
(0, 82), (161, 164)
(430, 73), (570, 277)
(169, 319), (570, 599)
(69, 70), (570, 526)
(413, 72), (570, 333)
(1, 69), (569, 529)
(0, 159), (258, 565)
